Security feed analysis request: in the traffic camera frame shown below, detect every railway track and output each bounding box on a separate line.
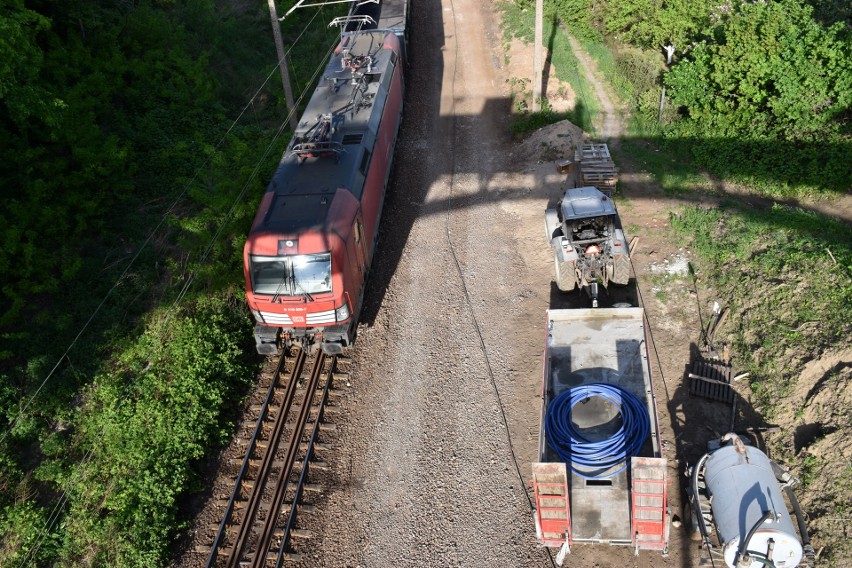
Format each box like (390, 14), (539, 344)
(200, 347), (341, 567)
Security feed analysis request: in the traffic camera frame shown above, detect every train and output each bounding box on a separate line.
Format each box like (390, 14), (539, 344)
(243, 0), (408, 355)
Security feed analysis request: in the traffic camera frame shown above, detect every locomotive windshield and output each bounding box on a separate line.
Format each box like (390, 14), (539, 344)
(250, 253), (332, 296)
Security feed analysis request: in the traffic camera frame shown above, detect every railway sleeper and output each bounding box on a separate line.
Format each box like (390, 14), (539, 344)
(330, 371), (350, 383)
(229, 457), (263, 467)
(293, 460), (329, 471)
(300, 420), (336, 431)
(274, 502), (313, 515)
(215, 498), (248, 509)
(264, 551), (304, 562)
(237, 435), (269, 447)
(289, 528), (314, 539)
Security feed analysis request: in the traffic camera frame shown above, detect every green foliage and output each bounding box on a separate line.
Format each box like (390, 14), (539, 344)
(0, 1), (56, 129)
(603, 0), (712, 52)
(800, 453), (821, 487)
(568, 33), (664, 108)
(665, 0), (851, 141)
(545, 0), (602, 39)
(47, 294), (258, 566)
(804, 0), (852, 27)
(616, 138), (711, 194)
(0, 0), (335, 565)
(0, 497), (60, 565)
(669, 203), (852, 413)
(664, 135), (851, 196)
(512, 108), (590, 135)
(534, 0), (851, 198)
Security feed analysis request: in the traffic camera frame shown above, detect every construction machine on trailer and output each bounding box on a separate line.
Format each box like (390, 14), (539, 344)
(545, 186), (630, 305)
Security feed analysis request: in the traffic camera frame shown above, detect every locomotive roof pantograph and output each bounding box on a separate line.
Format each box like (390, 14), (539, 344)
(254, 31), (400, 235)
(286, 0), (408, 34)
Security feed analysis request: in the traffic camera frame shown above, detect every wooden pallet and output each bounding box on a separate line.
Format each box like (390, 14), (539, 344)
(575, 143), (618, 189)
(575, 143), (612, 163)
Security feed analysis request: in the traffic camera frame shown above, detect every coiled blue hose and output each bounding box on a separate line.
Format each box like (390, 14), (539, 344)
(545, 383), (650, 479)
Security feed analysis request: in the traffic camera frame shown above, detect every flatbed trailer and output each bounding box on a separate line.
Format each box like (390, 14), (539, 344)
(533, 308), (670, 557)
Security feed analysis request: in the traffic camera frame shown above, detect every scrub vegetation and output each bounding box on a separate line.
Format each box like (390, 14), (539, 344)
(670, 203), (852, 566)
(0, 1), (340, 565)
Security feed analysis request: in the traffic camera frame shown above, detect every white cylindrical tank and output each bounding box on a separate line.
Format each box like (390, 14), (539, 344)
(704, 438), (803, 568)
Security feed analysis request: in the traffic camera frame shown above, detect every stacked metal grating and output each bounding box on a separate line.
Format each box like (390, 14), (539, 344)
(688, 357), (735, 403)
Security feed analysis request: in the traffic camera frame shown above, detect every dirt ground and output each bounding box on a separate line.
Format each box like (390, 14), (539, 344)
(284, 0), (704, 564)
(175, 0), (848, 565)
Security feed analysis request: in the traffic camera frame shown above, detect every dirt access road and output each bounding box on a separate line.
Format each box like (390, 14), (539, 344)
(289, 0), (704, 565)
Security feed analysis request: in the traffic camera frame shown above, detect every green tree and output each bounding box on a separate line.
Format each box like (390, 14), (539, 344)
(604, 0), (712, 58)
(664, 0), (852, 139)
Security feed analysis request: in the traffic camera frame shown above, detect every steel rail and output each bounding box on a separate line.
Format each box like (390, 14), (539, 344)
(205, 351), (293, 568)
(252, 351), (330, 567)
(273, 355), (336, 568)
(224, 347), (309, 568)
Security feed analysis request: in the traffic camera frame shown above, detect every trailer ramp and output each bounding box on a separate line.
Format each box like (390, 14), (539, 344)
(532, 462), (572, 547)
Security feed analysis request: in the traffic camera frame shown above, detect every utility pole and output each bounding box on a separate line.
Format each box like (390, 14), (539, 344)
(267, 0), (298, 130)
(658, 44), (675, 123)
(532, 0), (543, 111)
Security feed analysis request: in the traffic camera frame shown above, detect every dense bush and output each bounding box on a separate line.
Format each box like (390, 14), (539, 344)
(52, 295), (257, 566)
(659, 0), (851, 195)
(543, 0), (851, 197)
(664, 0), (850, 140)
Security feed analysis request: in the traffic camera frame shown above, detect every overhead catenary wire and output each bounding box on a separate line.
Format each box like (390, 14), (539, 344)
(0, 6), (329, 450)
(17, 30), (342, 568)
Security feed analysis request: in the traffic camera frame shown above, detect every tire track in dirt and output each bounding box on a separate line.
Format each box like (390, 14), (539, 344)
(566, 34), (624, 142)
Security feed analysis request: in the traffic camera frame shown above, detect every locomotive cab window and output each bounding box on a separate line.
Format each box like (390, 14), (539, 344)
(292, 253), (332, 295)
(250, 253), (332, 296)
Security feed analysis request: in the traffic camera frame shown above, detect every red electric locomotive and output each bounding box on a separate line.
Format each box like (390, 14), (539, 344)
(243, 5), (407, 355)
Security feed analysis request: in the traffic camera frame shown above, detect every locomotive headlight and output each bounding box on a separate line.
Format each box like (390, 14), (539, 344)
(251, 309), (265, 323)
(335, 303), (350, 322)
